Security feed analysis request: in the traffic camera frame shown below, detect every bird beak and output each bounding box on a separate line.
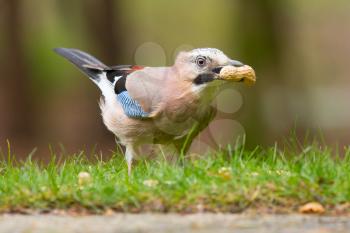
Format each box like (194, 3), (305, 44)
(212, 60), (256, 86)
(229, 59), (245, 67)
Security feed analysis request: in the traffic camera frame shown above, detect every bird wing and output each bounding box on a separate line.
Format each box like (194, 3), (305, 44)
(104, 65), (155, 119)
(55, 48), (159, 119)
(125, 67), (171, 118)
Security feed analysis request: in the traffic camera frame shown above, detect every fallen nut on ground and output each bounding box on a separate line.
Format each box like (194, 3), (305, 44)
(299, 202), (325, 214)
(78, 171), (92, 186)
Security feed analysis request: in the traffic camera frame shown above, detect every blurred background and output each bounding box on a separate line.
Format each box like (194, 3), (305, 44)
(1, 0), (350, 159)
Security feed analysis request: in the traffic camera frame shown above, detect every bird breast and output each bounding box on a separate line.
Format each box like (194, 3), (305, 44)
(151, 87), (214, 139)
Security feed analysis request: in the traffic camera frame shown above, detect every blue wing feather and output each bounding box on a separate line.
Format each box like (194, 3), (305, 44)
(117, 91), (149, 118)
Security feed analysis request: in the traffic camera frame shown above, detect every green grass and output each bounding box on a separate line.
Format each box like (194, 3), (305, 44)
(1, 140), (350, 214)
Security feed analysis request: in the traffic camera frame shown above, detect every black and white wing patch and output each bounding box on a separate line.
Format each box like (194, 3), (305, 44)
(107, 66), (150, 119)
(114, 76), (149, 118)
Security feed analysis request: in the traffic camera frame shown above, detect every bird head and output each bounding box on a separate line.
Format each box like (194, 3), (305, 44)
(173, 48), (255, 92)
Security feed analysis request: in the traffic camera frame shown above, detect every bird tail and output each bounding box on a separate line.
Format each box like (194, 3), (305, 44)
(54, 48), (116, 100)
(54, 47), (110, 82)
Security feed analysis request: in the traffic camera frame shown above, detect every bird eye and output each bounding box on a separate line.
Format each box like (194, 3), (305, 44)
(195, 56), (206, 67)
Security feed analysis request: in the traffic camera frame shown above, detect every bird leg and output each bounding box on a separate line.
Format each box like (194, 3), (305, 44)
(125, 144), (137, 176)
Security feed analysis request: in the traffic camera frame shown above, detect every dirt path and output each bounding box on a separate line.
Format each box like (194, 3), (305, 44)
(0, 213), (349, 233)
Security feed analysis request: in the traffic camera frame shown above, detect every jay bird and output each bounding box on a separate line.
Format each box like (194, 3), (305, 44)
(54, 48), (255, 175)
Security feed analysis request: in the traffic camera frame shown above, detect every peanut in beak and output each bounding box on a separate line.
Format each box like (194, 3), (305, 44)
(218, 65), (256, 86)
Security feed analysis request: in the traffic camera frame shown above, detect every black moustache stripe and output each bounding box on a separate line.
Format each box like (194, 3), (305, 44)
(193, 73), (215, 85)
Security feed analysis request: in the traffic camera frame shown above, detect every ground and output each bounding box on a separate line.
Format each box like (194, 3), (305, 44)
(0, 139), (350, 215)
(1, 213), (350, 233)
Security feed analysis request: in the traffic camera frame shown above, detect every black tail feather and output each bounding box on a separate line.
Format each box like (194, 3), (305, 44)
(54, 48), (109, 81)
